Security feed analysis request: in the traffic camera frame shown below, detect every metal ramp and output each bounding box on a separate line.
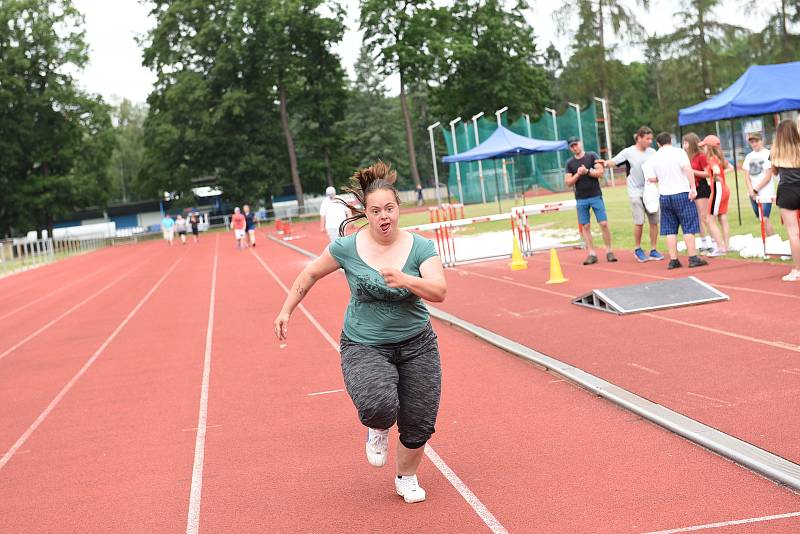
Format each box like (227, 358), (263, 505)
(572, 276), (729, 315)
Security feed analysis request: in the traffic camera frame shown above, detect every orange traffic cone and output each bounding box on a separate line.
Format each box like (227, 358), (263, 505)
(545, 248), (567, 284)
(509, 233), (528, 271)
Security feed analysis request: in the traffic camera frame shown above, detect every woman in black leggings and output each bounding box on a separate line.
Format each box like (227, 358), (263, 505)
(275, 162), (447, 503)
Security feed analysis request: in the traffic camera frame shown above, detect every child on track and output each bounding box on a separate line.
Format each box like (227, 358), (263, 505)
(274, 161), (447, 504)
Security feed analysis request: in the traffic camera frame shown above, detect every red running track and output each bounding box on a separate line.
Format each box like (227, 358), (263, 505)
(0, 230), (798, 533)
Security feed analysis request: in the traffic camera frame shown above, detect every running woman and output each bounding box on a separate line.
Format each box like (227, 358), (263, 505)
(175, 215), (188, 245)
(765, 119), (800, 281)
(683, 133), (715, 254)
(230, 207), (247, 249)
(161, 214), (175, 246)
(700, 135), (733, 255)
(243, 204), (257, 247)
(274, 161), (447, 504)
(189, 211), (200, 243)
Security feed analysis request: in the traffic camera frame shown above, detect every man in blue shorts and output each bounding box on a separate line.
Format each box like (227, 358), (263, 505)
(642, 132), (708, 270)
(565, 136), (617, 264)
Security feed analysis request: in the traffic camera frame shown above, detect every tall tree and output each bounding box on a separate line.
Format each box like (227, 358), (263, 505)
(431, 0), (552, 120)
(360, 0), (443, 187)
(555, 0), (649, 135)
(0, 0), (115, 237)
(660, 0), (747, 97)
(108, 99), (147, 202)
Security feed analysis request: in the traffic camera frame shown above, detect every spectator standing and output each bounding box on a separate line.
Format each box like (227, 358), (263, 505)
(683, 133), (714, 253)
(564, 136), (617, 265)
(642, 132), (708, 269)
(743, 132), (776, 236)
(320, 186), (352, 242)
(700, 135), (733, 255)
(766, 119), (800, 281)
(599, 126), (663, 262)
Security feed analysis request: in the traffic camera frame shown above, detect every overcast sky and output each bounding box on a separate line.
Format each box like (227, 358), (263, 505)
(72, 0), (771, 106)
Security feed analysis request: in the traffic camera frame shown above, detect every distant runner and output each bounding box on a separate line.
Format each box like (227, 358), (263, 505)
(161, 214), (175, 246)
(243, 204), (258, 247)
(230, 207), (246, 249)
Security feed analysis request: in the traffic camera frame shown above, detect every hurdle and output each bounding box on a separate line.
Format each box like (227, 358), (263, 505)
(404, 200), (579, 267)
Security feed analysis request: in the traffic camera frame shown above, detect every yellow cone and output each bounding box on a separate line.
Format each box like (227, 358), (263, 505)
(509, 233), (528, 271)
(545, 248), (568, 284)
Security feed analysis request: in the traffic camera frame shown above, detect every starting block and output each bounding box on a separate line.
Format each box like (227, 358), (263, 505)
(572, 276), (728, 315)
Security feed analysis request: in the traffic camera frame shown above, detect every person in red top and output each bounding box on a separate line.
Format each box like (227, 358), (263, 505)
(700, 135), (734, 255)
(683, 133), (713, 253)
(230, 206), (247, 249)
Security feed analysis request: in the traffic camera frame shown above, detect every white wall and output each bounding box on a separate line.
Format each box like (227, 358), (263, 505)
(139, 211), (164, 228)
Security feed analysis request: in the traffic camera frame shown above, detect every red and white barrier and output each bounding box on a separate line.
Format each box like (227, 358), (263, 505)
(404, 200), (578, 267)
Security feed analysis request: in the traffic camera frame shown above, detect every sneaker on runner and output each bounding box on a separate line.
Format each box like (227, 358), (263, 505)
(688, 255), (708, 268)
(366, 428), (389, 467)
(583, 254), (598, 265)
(634, 248), (648, 262)
(649, 249), (664, 261)
(395, 474), (426, 503)
(708, 249), (727, 257)
(782, 269), (800, 282)
(606, 252), (618, 263)
(668, 259), (682, 270)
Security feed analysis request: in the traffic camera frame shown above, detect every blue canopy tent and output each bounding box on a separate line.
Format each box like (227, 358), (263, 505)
(442, 126), (568, 210)
(678, 61), (800, 223)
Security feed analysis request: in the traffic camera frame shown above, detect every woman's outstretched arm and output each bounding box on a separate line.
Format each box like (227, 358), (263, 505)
(274, 249), (341, 340)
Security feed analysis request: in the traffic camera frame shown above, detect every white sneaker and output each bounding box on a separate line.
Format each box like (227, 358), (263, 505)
(395, 474), (426, 503)
(782, 269), (800, 282)
(365, 428), (389, 467)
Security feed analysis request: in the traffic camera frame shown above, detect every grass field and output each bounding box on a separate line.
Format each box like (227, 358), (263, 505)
(400, 183), (791, 259)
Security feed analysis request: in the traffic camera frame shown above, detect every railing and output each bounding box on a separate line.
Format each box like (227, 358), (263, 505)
(0, 235), (113, 277)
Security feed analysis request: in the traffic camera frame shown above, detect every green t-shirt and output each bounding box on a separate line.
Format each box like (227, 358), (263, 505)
(328, 231), (438, 345)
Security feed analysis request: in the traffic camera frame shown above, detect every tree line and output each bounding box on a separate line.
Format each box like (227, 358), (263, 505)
(2, 0), (799, 237)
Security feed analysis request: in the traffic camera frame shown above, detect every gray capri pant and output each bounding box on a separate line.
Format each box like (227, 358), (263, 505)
(339, 322), (441, 449)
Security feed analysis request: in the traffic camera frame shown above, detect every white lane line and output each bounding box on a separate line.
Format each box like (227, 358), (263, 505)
(0, 254), (153, 363)
(642, 510), (800, 533)
(0, 255), (184, 472)
(424, 445), (508, 534)
(628, 362), (661, 375)
(0, 260), (118, 321)
(186, 236), (219, 534)
(251, 247), (509, 534)
(780, 369), (800, 376)
(307, 389), (345, 396)
(686, 392), (733, 406)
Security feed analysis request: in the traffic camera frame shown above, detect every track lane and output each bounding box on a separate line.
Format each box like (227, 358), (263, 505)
(438, 251), (800, 464)
(261, 235), (800, 533)
(192, 238), (494, 532)
(0, 238), (213, 532)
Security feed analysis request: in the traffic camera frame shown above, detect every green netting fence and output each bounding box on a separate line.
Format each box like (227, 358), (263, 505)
(440, 102), (602, 205)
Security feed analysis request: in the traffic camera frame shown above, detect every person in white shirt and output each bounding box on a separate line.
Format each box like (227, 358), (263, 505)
(742, 132), (776, 236)
(319, 186), (353, 241)
(599, 126), (663, 262)
(642, 132), (708, 270)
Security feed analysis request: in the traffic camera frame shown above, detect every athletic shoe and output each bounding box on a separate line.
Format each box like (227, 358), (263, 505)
(395, 474), (426, 503)
(668, 259), (682, 270)
(649, 249), (665, 261)
(708, 249), (727, 257)
(782, 269), (800, 282)
(634, 248), (648, 262)
(688, 256), (708, 268)
(366, 428), (389, 467)
(699, 247), (711, 256)
(583, 254), (598, 265)
(606, 252), (618, 263)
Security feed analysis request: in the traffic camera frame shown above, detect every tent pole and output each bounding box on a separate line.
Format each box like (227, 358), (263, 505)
(730, 119), (742, 226)
(492, 159), (502, 213)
